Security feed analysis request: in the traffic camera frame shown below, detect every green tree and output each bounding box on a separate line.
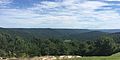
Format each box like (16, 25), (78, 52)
(94, 36), (117, 56)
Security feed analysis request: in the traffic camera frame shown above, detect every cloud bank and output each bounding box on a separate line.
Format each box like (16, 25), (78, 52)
(0, 0), (120, 29)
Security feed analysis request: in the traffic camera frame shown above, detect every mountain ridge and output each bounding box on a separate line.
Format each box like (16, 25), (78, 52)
(0, 28), (116, 41)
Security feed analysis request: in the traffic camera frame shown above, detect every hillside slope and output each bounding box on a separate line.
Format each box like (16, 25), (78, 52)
(0, 28), (116, 41)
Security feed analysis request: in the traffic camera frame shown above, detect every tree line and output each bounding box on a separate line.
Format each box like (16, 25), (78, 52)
(0, 32), (120, 58)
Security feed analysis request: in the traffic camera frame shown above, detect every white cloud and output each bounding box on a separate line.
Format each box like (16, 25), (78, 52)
(38, 1), (60, 8)
(0, 0), (12, 6)
(79, 1), (107, 10)
(0, 0), (12, 7)
(1, 0), (120, 29)
(0, 0), (11, 4)
(106, 0), (120, 1)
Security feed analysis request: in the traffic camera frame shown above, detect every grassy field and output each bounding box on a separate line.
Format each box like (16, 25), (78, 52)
(59, 57), (120, 60)
(2, 53), (120, 60)
(65, 57), (120, 60)
(59, 53), (120, 60)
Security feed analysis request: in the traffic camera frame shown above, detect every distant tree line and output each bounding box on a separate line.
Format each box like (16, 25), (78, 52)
(0, 32), (120, 58)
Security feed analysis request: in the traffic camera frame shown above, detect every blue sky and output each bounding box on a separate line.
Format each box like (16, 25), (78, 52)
(0, 0), (120, 29)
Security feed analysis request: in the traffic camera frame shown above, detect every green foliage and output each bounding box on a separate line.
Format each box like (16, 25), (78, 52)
(0, 28), (120, 57)
(93, 37), (117, 56)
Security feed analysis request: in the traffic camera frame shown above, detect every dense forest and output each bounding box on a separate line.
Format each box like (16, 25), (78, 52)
(0, 28), (120, 57)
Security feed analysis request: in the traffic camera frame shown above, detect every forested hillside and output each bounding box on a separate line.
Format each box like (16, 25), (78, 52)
(0, 28), (108, 41)
(0, 28), (120, 57)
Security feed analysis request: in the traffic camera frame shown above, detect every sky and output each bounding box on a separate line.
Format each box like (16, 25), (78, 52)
(0, 0), (120, 29)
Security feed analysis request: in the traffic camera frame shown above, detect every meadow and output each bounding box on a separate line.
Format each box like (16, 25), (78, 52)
(1, 53), (120, 60)
(63, 57), (120, 60)
(58, 53), (120, 60)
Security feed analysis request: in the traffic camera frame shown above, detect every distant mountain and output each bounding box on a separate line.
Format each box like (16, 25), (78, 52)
(0, 28), (120, 41)
(0, 28), (92, 40)
(95, 29), (120, 33)
(69, 31), (108, 41)
(112, 32), (120, 34)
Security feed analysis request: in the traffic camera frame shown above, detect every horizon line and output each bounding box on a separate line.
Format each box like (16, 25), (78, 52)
(1, 27), (120, 30)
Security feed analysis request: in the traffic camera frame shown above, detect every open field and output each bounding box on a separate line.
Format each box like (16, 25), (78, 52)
(5, 57), (120, 60)
(0, 53), (120, 60)
(60, 57), (120, 60)
(0, 56), (120, 60)
(1, 56), (120, 60)
(59, 53), (120, 60)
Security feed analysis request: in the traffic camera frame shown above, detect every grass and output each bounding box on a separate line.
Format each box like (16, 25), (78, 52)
(58, 53), (120, 60)
(5, 53), (120, 60)
(79, 57), (120, 60)
(58, 57), (120, 60)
